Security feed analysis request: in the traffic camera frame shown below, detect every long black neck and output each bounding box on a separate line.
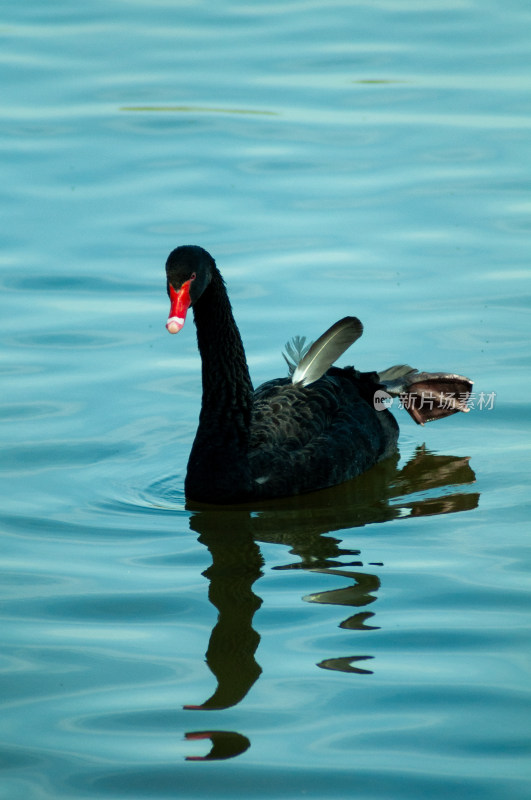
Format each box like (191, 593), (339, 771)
(185, 266), (254, 502)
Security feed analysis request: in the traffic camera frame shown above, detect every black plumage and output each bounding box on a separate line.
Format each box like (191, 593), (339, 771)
(165, 245), (471, 504)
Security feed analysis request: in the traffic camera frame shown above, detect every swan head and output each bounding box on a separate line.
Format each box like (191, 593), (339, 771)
(165, 245), (214, 333)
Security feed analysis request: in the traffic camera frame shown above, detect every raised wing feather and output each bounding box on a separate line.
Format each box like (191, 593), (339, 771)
(291, 317), (363, 387)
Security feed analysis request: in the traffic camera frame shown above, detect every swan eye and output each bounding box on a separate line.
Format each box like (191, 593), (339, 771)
(190, 272), (196, 281)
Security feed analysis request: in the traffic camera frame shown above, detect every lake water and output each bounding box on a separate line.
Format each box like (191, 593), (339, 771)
(2, 1), (531, 798)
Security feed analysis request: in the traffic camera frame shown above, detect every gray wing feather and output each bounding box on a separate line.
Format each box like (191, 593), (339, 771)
(290, 317), (363, 386)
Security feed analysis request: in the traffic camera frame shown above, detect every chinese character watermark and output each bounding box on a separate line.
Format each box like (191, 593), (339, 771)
(373, 390), (496, 412)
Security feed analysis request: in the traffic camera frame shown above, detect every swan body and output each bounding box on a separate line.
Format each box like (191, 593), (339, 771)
(165, 245), (471, 504)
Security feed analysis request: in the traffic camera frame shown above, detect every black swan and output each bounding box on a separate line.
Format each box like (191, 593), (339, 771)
(165, 245), (472, 504)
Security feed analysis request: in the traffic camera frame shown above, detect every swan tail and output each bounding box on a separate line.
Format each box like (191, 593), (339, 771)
(289, 317), (364, 387)
(379, 366), (473, 425)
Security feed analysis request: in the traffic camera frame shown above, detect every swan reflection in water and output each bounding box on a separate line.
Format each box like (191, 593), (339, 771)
(182, 446), (478, 760)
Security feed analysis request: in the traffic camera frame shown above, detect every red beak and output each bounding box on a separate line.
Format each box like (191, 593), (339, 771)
(166, 279), (193, 334)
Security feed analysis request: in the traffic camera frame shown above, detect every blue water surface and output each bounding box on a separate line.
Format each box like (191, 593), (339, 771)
(1, 1), (531, 798)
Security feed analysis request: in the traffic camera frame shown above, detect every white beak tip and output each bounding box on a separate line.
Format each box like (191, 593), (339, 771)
(166, 316), (184, 334)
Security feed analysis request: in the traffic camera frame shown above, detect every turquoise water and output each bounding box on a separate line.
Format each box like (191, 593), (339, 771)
(2, 1), (531, 797)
